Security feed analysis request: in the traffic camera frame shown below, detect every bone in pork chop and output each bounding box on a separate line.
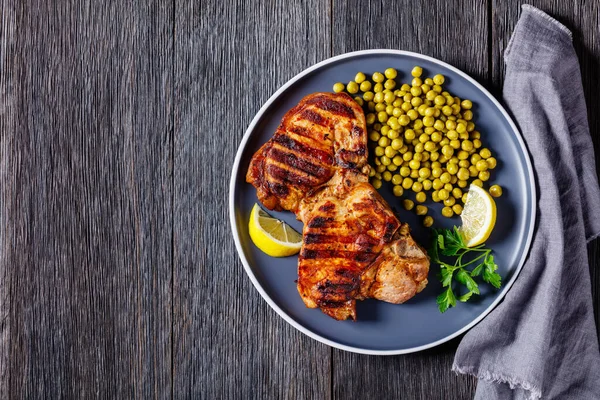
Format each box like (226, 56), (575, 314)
(246, 92), (429, 320)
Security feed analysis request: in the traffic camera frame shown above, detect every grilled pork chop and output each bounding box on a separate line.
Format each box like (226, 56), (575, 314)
(247, 92), (429, 320)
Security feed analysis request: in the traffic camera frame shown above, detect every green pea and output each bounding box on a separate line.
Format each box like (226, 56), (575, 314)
(411, 66), (423, 78)
(385, 146), (397, 158)
(423, 215), (434, 227)
(452, 204), (463, 215)
(384, 79), (396, 90)
(399, 115), (411, 126)
(355, 72), (366, 84)
(461, 99), (473, 110)
(372, 72), (385, 83)
(385, 68), (398, 79)
(441, 206), (454, 218)
(409, 159), (421, 170)
(433, 74), (445, 85)
(347, 81), (359, 94)
(447, 162), (458, 175)
(476, 160), (489, 171)
(480, 148), (491, 159)
(407, 109), (419, 121)
(369, 131), (380, 142)
(411, 97), (423, 107)
(489, 184), (503, 197)
(393, 185), (404, 197)
(415, 205), (428, 216)
(457, 167), (470, 181)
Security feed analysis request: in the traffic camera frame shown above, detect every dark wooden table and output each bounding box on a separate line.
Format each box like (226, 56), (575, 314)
(2, 0), (599, 398)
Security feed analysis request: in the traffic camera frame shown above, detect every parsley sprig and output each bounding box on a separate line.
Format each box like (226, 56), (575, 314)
(429, 227), (502, 313)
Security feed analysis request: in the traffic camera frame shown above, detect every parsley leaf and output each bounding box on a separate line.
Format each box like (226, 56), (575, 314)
(482, 254), (502, 289)
(471, 262), (484, 277)
(440, 228), (463, 256)
(429, 227), (502, 313)
(458, 291), (474, 302)
(456, 269), (480, 295)
(440, 267), (453, 287)
(436, 287), (456, 313)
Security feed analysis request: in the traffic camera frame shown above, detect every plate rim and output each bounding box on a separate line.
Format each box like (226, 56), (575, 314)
(229, 49), (537, 355)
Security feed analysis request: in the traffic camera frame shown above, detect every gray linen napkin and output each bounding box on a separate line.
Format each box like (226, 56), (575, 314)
(453, 5), (600, 400)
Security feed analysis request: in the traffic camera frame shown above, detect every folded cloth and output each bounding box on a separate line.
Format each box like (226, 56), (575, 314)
(453, 5), (600, 400)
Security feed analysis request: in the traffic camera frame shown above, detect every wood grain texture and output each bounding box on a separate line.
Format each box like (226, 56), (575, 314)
(330, 0), (487, 398)
(1, 0), (599, 398)
(332, 0), (490, 83)
(0, 1), (15, 397)
(491, 0), (600, 338)
(1, 1), (173, 397)
(172, 0), (331, 398)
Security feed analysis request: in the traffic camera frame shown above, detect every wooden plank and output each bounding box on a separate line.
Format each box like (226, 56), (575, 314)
(0, 1), (16, 397)
(1, 1), (173, 397)
(172, 0), (331, 398)
(331, 0), (487, 398)
(491, 0), (600, 337)
(332, 339), (477, 400)
(332, 0), (490, 82)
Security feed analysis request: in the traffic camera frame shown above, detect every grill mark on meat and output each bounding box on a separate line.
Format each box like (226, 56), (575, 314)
(319, 202), (335, 212)
(317, 300), (348, 309)
(269, 182), (289, 196)
(336, 149), (366, 169)
(383, 221), (399, 241)
(299, 108), (328, 126)
(354, 252), (375, 262)
(317, 280), (358, 295)
(303, 233), (355, 245)
(301, 249), (375, 262)
(351, 124), (364, 137)
(288, 125), (311, 137)
(307, 216), (333, 228)
(335, 268), (355, 278)
(268, 147), (332, 180)
(302, 233), (378, 249)
(272, 134), (334, 165)
(265, 163), (316, 187)
(305, 96), (355, 119)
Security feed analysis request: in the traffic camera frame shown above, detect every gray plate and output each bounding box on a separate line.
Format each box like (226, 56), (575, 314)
(229, 50), (536, 355)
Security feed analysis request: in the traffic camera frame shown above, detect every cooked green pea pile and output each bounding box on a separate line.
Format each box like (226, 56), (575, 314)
(333, 66), (502, 226)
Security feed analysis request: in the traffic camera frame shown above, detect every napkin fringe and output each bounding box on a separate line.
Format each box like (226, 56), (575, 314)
(452, 363), (542, 400)
(587, 229), (600, 244)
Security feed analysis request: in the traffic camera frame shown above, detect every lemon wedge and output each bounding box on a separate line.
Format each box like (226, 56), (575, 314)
(248, 203), (302, 257)
(459, 185), (497, 247)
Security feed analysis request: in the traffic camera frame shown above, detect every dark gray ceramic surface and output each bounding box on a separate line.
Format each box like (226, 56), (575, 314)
(229, 50), (535, 354)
